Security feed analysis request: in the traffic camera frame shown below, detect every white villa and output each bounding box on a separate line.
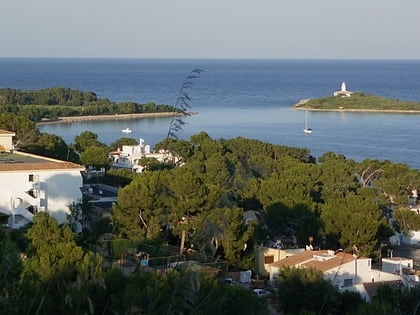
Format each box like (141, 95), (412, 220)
(334, 82), (353, 97)
(109, 138), (180, 173)
(269, 249), (403, 300)
(0, 129), (85, 229)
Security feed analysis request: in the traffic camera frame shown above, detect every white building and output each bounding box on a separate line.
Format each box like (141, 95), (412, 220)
(333, 82), (353, 97)
(0, 130), (85, 229)
(109, 138), (180, 173)
(269, 250), (402, 297)
(381, 256), (420, 288)
(255, 245), (304, 276)
(382, 256), (414, 274)
(390, 231), (420, 246)
(0, 129), (15, 152)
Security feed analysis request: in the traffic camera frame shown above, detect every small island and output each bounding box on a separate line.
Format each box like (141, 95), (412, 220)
(293, 82), (420, 113)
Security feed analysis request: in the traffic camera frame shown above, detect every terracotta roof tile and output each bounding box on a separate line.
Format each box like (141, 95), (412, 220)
(270, 250), (329, 268)
(303, 253), (356, 271)
(0, 151), (84, 172)
(0, 129), (16, 135)
(270, 250), (369, 272)
(0, 161), (84, 171)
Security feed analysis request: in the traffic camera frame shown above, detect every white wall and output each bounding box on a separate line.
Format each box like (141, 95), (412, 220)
(324, 259), (372, 287)
(0, 169), (83, 226)
(382, 257), (414, 274)
(0, 134), (14, 151)
(390, 231), (420, 246)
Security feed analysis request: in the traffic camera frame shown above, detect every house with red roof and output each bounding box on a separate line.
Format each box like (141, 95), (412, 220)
(269, 249), (402, 299)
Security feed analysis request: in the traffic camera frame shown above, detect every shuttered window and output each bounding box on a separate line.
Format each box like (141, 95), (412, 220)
(264, 255), (274, 264)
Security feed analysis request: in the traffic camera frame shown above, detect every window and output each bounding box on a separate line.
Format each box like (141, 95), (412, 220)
(343, 279), (353, 287)
(264, 255), (274, 264)
(29, 174), (39, 182)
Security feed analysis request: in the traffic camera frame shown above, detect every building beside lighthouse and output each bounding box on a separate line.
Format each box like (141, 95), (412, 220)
(334, 82), (353, 97)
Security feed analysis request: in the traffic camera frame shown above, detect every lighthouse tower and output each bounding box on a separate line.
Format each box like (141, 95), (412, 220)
(334, 82), (352, 97)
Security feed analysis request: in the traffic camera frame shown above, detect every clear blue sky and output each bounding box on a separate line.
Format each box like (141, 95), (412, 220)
(2, 0), (419, 59)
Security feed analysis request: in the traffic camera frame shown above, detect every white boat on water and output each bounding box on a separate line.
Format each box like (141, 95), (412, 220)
(122, 128), (132, 133)
(303, 111), (312, 134)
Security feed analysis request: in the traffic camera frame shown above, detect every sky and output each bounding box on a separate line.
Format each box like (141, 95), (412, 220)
(1, 0), (420, 59)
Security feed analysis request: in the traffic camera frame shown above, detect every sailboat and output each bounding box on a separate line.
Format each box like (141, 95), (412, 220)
(303, 111), (312, 134)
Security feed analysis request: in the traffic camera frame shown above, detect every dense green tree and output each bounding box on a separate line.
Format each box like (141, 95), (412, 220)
(167, 168), (214, 217)
(217, 207), (256, 269)
(23, 212), (103, 282)
(320, 194), (388, 255)
(204, 152), (233, 188)
(225, 136), (315, 164)
(103, 268), (267, 315)
(88, 168), (137, 187)
(138, 156), (172, 172)
(0, 113), (39, 146)
(0, 87), (97, 106)
(109, 137), (138, 151)
(22, 132), (80, 163)
(74, 130), (105, 153)
(80, 146), (111, 169)
(318, 152), (359, 200)
(392, 208), (420, 233)
(277, 267), (341, 314)
(0, 235), (23, 312)
(155, 138), (195, 162)
(17, 106), (46, 121)
(374, 161), (420, 206)
(190, 131), (227, 159)
(112, 171), (172, 240)
(354, 158), (384, 187)
(348, 285), (420, 315)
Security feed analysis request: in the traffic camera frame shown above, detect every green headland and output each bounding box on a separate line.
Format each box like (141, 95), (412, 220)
(293, 91), (420, 113)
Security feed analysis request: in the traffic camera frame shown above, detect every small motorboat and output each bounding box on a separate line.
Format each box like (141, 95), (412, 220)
(122, 128), (132, 133)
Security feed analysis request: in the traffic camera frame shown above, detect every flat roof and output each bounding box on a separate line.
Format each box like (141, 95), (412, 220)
(0, 151), (84, 172)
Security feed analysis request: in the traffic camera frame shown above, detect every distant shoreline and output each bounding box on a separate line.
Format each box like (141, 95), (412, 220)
(294, 106), (420, 114)
(36, 111), (194, 125)
(293, 98), (420, 113)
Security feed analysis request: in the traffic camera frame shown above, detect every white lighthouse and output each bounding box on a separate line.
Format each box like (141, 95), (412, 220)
(334, 82), (352, 97)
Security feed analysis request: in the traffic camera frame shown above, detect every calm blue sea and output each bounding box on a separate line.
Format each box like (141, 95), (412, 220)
(1, 58), (420, 169)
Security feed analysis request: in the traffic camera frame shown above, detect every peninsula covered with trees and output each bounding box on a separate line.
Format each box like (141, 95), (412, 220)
(0, 87), (180, 122)
(294, 92), (420, 112)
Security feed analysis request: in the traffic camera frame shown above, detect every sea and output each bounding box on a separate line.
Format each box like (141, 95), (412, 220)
(0, 58), (420, 266)
(1, 58), (420, 169)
